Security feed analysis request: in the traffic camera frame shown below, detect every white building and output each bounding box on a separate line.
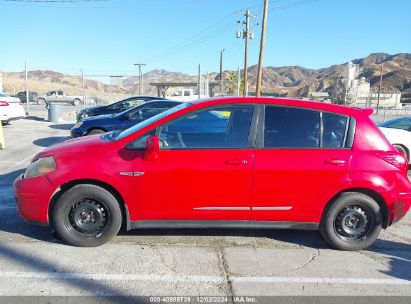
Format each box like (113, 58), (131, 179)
(342, 61), (401, 107)
(0, 73), (3, 93)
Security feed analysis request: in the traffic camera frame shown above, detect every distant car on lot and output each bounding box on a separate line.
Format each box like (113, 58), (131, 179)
(76, 96), (167, 122)
(0, 93), (25, 123)
(379, 117), (411, 132)
(166, 89), (200, 102)
(35, 90), (85, 106)
(14, 97), (411, 250)
(379, 126), (411, 160)
(71, 100), (181, 137)
(15, 91), (38, 103)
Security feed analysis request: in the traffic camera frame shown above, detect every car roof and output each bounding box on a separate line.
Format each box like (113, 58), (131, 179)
(118, 99), (182, 116)
(191, 97), (372, 117)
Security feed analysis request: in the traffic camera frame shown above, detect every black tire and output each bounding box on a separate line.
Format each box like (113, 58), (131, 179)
(87, 129), (105, 135)
(73, 99), (81, 106)
(37, 98), (46, 105)
(320, 192), (383, 251)
(393, 144), (408, 161)
(51, 184), (122, 247)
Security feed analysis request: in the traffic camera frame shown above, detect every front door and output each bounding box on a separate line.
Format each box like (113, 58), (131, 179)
(132, 105), (256, 221)
(252, 105), (352, 224)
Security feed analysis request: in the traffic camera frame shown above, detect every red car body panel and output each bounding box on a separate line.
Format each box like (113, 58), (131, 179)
(13, 97), (411, 228)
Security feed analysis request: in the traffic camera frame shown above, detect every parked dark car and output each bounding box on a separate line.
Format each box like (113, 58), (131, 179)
(379, 117), (411, 131)
(71, 100), (181, 137)
(15, 91), (38, 103)
(76, 96), (167, 121)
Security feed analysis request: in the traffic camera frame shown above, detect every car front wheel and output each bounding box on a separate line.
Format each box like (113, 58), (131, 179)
(320, 192), (383, 251)
(51, 184), (122, 247)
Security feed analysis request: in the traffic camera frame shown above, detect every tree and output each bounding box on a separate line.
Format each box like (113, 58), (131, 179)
(225, 72), (244, 95)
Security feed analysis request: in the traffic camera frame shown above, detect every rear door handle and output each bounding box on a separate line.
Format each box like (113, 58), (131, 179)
(225, 158), (248, 165)
(325, 158), (346, 165)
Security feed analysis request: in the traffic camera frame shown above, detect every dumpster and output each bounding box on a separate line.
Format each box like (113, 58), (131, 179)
(48, 103), (63, 123)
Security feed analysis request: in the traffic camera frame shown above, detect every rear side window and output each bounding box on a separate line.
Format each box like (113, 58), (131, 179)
(264, 106), (320, 148)
(322, 113), (348, 148)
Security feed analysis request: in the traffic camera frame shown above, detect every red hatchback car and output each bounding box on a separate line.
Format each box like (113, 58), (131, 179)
(14, 97), (411, 249)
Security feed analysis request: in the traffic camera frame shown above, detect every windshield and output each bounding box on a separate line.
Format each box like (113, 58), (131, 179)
(115, 102), (192, 140)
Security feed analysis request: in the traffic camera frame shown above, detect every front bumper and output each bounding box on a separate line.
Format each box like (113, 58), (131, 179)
(70, 128), (85, 138)
(13, 174), (55, 225)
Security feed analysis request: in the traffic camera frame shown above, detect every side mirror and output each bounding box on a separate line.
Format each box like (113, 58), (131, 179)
(144, 136), (160, 161)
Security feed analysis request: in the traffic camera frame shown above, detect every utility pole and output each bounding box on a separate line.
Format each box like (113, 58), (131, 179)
(198, 64), (201, 98)
(134, 63), (146, 95)
(237, 9), (256, 97)
(25, 61), (29, 116)
(80, 69), (85, 108)
(256, 0), (269, 97)
(219, 49), (225, 95)
(376, 63), (383, 114)
(237, 67), (241, 96)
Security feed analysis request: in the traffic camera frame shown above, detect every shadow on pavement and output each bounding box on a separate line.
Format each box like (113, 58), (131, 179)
(33, 136), (68, 147)
(24, 116), (46, 122)
(368, 239), (411, 281)
(49, 123), (75, 130)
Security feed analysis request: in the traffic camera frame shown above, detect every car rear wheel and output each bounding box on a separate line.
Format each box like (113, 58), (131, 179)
(320, 192), (383, 251)
(37, 98), (46, 105)
(87, 129), (105, 135)
(51, 184), (122, 247)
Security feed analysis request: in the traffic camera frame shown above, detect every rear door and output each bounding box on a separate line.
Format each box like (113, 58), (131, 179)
(252, 105), (352, 224)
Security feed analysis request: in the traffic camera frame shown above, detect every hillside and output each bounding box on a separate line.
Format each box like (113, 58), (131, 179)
(2, 53), (411, 101)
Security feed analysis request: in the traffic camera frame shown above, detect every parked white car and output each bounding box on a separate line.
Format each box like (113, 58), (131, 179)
(0, 93), (25, 123)
(379, 126), (411, 160)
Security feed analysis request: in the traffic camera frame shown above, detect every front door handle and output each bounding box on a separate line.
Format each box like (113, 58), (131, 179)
(225, 158), (248, 165)
(325, 158), (346, 165)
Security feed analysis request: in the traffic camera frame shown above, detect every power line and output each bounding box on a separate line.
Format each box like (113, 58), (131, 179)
(270, 0), (319, 12)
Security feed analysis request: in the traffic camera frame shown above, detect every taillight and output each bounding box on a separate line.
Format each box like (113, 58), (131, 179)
(377, 152), (409, 174)
(0, 101), (9, 106)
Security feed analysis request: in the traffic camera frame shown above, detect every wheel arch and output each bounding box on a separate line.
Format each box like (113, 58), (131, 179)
(48, 178), (131, 231)
(86, 127), (108, 134)
(322, 188), (389, 229)
(392, 143), (409, 159)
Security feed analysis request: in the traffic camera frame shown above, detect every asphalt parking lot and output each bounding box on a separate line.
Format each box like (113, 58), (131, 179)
(0, 118), (410, 298)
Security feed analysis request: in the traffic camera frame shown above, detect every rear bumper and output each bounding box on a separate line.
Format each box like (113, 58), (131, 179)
(386, 174), (411, 226)
(13, 174), (55, 225)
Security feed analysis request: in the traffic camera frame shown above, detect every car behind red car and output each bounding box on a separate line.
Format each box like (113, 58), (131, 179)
(14, 97), (411, 249)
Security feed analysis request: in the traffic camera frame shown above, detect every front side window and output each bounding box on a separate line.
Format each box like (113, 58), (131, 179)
(126, 129), (156, 150)
(264, 106), (320, 148)
(159, 106), (254, 149)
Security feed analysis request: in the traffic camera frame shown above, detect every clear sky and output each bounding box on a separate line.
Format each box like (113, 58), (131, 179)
(1, 0), (410, 77)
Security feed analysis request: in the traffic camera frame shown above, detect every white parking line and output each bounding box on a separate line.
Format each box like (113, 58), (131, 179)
(0, 272), (409, 285)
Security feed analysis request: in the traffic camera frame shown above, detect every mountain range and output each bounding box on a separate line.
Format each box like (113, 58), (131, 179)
(2, 53), (411, 102)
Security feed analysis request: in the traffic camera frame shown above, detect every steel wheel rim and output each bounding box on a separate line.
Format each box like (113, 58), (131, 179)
(66, 199), (108, 237)
(334, 205), (371, 241)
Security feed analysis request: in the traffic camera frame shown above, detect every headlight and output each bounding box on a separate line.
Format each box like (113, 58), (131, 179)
(74, 122), (83, 128)
(24, 156), (56, 179)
